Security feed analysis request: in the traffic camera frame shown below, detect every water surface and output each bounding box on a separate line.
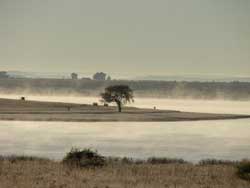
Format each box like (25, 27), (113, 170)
(0, 119), (250, 162)
(0, 95), (250, 162)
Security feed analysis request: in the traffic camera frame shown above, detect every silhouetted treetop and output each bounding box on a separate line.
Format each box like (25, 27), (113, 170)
(71, 73), (78, 80)
(93, 72), (107, 81)
(101, 85), (134, 112)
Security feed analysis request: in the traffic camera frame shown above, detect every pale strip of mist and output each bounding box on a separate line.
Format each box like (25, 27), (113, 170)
(0, 120), (250, 162)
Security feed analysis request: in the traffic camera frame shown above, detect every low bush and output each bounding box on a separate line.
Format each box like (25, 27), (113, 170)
(62, 148), (106, 168)
(147, 157), (188, 164)
(198, 159), (238, 166)
(0, 155), (49, 163)
(106, 157), (145, 165)
(237, 161), (250, 181)
(106, 156), (187, 165)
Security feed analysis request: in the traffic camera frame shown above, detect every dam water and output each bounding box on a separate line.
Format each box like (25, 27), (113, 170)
(0, 95), (250, 162)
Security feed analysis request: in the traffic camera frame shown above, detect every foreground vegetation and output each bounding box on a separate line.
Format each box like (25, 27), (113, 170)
(0, 149), (249, 188)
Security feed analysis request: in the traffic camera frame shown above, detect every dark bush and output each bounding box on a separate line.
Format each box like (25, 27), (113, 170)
(105, 157), (143, 165)
(237, 161), (250, 181)
(121, 157), (143, 165)
(147, 157), (188, 164)
(93, 102), (98, 106)
(199, 159), (238, 166)
(62, 148), (106, 168)
(106, 156), (187, 165)
(0, 155), (49, 163)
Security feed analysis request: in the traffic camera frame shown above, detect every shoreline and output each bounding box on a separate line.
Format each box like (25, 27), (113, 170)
(0, 98), (250, 122)
(0, 116), (250, 122)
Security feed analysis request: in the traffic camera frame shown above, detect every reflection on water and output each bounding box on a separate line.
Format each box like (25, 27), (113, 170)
(1, 119), (250, 162)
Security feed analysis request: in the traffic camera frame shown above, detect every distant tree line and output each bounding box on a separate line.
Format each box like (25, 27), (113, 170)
(93, 72), (111, 81)
(69, 72), (111, 81)
(0, 77), (250, 100)
(0, 71), (9, 78)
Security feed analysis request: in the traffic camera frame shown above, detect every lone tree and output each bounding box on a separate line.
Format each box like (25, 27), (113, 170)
(71, 73), (78, 80)
(101, 85), (134, 112)
(93, 72), (107, 81)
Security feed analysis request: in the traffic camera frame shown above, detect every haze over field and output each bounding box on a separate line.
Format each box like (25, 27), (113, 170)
(1, 1), (250, 187)
(1, 0), (250, 78)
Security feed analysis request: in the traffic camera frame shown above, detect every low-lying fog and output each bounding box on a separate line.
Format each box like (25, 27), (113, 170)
(0, 120), (250, 162)
(0, 94), (250, 162)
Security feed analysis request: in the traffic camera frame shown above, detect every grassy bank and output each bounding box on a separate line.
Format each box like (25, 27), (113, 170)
(1, 98), (250, 122)
(0, 153), (249, 188)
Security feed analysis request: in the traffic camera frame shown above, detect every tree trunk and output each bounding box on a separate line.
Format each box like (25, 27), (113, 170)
(116, 100), (122, 112)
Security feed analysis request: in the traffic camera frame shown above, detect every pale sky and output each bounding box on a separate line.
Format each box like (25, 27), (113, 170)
(0, 0), (250, 77)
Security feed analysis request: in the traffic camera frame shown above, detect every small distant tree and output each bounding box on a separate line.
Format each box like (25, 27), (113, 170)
(0, 71), (9, 78)
(106, 75), (111, 81)
(71, 73), (78, 80)
(93, 72), (106, 81)
(101, 85), (134, 112)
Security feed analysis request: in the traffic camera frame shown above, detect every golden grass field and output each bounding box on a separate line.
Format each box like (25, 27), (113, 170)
(0, 159), (249, 188)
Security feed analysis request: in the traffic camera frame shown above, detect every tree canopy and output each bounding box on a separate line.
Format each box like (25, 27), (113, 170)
(101, 85), (134, 112)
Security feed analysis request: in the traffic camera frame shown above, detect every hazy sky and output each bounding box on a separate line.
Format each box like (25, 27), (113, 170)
(0, 0), (250, 77)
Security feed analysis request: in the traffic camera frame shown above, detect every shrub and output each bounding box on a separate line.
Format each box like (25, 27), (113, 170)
(62, 148), (106, 168)
(0, 155), (49, 162)
(198, 159), (238, 166)
(106, 156), (188, 165)
(237, 161), (250, 181)
(105, 157), (144, 165)
(147, 157), (188, 164)
(116, 157), (143, 165)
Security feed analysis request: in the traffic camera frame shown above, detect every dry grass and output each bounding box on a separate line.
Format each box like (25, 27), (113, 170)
(0, 159), (249, 188)
(0, 98), (249, 122)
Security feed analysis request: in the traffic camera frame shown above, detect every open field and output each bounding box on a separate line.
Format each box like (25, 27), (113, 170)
(0, 98), (249, 122)
(0, 157), (249, 188)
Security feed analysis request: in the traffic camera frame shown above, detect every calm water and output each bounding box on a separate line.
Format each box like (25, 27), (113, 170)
(0, 95), (250, 162)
